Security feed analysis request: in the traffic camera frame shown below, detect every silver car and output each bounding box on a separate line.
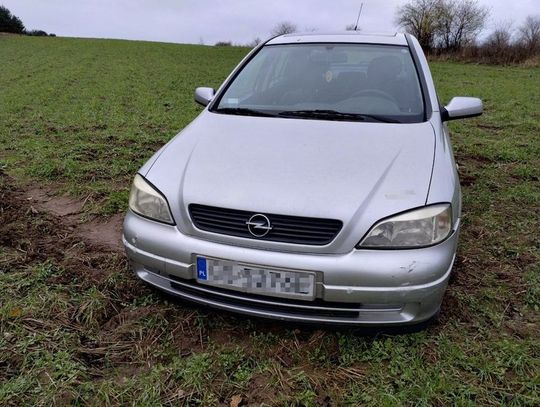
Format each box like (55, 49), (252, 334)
(123, 32), (482, 326)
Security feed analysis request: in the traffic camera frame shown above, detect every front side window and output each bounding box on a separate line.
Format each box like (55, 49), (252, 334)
(213, 43), (425, 123)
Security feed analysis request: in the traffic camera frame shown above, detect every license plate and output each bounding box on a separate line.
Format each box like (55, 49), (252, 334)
(196, 256), (315, 300)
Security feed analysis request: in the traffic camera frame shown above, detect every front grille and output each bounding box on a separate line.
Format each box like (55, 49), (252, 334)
(189, 204), (342, 245)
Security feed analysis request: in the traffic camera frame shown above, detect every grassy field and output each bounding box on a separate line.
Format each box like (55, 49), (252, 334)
(0, 36), (539, 406)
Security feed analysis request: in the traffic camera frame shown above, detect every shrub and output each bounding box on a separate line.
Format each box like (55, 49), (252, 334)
(27, 29), (49, 36)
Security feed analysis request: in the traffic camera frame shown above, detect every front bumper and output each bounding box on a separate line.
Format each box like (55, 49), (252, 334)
(123, 210), (458, 325)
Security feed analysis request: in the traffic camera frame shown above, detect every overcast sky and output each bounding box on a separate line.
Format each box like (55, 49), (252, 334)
(3, 0), (538, 45)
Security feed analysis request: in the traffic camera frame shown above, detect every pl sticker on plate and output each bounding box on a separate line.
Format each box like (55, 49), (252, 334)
(197, 257), (208, 280)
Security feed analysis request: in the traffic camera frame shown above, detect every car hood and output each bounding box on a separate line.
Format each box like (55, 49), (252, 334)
(144, 111), (435, 253)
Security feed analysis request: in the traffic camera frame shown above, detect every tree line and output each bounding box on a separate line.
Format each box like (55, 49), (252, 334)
(396, 0), (540, 64)
(0, 5), (54, 36)
(217, 8), (539, 65)
(214, 21), (297, 47)
(4, 1), (537, 64)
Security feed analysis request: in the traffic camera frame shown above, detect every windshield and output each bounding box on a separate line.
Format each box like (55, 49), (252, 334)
(213, 43), (425, 123)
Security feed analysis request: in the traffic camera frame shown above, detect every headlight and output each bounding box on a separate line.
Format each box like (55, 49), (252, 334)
(357, 204), (452, 249)
(129, 174), (175, 224)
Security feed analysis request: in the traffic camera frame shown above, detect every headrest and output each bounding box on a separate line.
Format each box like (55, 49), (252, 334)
(367, 56), (403, 82)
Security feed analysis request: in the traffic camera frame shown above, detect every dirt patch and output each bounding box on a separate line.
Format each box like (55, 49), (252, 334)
(0, 173), (129, 291)
(245, 373), (273, 405)
(1, 172), (152, 369)
(24, 184), (123, 252)
(476, 123), (504, 132)
(101, 306), (156, 332)
(456, 153), (494, 165)
(26, 185), (84, 217)
(78, 214), (124, 251)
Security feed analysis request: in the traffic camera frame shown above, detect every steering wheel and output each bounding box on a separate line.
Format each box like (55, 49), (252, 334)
(350, 89), (397, 104)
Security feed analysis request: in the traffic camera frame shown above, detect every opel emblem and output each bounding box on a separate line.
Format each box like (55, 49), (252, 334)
(246, 214), (273, 237)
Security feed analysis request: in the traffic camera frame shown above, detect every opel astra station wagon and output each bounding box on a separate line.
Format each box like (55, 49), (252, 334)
(123, 32), (483, 326)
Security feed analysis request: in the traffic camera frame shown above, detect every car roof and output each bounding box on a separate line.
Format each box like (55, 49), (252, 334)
(266, 31), (408, 46)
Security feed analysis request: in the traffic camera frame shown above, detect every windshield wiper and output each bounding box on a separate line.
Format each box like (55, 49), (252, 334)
(214, 107), (277, 117)
(278, 109), (400, 123)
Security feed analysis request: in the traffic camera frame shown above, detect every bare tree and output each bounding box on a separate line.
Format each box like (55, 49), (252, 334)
(518, 15), (540, 52)
(396, 0), (489, 51)
(249, 37), (262, 47)
(436, 0), (490, 51)
(395, 0), (443, 50)
(271, 21), (297, 37)
(484, 21), (514, 50)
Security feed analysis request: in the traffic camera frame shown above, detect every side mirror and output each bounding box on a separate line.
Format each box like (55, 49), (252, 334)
(442, 97), (483, 121)
(194, 87), (215, 107)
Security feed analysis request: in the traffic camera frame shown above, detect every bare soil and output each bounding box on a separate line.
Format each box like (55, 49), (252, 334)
(24, 183), (124, 251)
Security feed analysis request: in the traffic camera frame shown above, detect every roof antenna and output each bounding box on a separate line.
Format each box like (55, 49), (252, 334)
(354, 3), (364, 31)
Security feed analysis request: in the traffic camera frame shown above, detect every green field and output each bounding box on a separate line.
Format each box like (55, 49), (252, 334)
(1, 36), (539, 406)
